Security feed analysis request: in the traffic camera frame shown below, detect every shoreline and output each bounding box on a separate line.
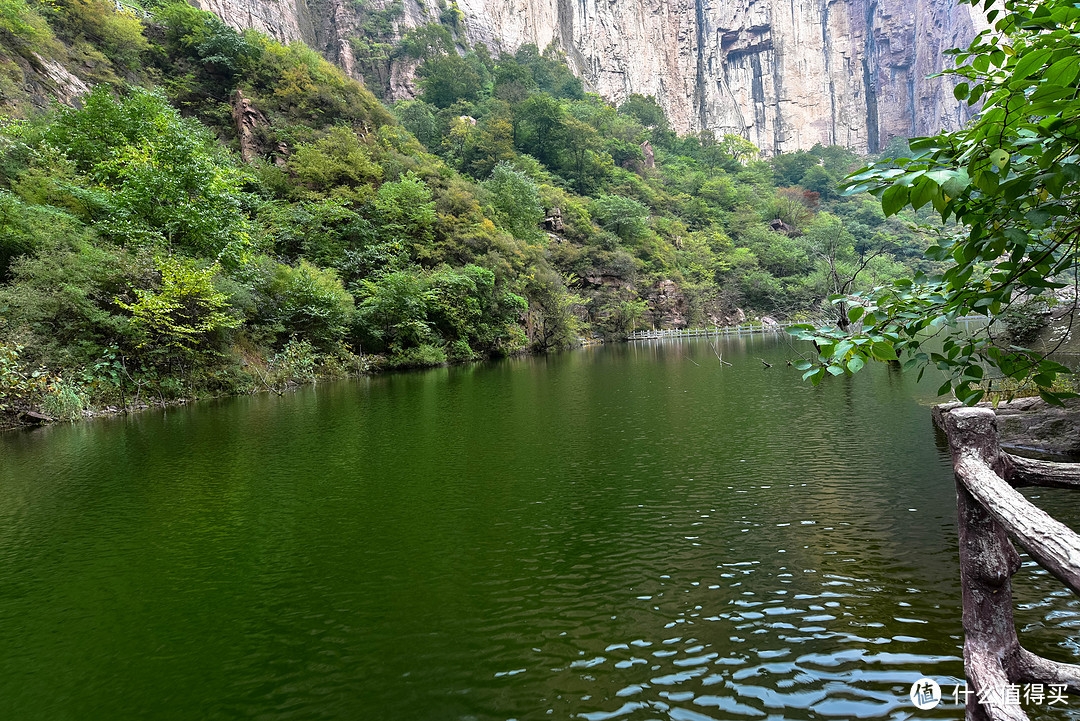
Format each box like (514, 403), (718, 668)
(0, 346), (547, 434)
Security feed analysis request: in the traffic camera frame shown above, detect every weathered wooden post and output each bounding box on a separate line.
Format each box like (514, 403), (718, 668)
(941, 406), (1080, 720)
(944, 408), (1026, 721)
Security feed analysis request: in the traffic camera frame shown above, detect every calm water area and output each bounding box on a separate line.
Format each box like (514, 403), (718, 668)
(1, 334), (1079, 720)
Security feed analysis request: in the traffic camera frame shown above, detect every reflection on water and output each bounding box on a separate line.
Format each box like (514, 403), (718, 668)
(1, 335), (1078, 720)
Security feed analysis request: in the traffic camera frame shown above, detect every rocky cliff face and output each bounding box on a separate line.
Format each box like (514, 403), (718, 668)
(192, 0), (985, 154)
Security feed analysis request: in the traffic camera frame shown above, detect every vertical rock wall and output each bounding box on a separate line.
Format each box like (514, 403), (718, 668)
(192, 0), (986, 154)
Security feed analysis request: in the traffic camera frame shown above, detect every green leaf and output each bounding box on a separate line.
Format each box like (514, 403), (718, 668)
(847, 356), (866, 373)
(847, 306), (865, 324)
(1046, 55), (1080, 87)
(989, 148), (1010, 167)
(941, 169), (971, 198)
(881, 184), (910, 216)
(909, 177), (937, 210)
(1039, 390), (1066, 407)
(871, 341), (898, 361)
(1011, 47), (1053, 80)
(1026, 208), (1051, 227)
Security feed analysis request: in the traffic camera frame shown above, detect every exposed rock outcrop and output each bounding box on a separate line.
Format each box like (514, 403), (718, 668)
(231, 89), (268, 162)
(542, 207), (564, 233)
(991, 398), (1080, 456)
(190, 0), (313, 45)
(196, 0), (987, 154)
(647, 279), (691, 328)
(640, 140), (655, 169)
(21, 52), (91, 109)
(935, 398), (1080, 457)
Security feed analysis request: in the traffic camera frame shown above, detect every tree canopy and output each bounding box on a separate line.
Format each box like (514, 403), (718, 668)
(793, 0), (1080, 405)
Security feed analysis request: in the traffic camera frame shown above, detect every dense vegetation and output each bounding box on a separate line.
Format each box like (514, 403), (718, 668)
(0, 0), (931, 423)
(794, 0), (1080, 405)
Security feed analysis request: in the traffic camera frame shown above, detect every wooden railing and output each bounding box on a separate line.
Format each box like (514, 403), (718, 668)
(626, 315), (991, 342)
(626, 321), (811, 340)
(937, 406), (1080, 720)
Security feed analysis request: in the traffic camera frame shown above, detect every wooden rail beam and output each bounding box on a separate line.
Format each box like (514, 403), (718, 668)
(1006, 454), (1080, 490)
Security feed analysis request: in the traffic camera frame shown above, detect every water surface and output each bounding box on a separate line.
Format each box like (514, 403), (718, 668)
(1, 335), (1078, 720)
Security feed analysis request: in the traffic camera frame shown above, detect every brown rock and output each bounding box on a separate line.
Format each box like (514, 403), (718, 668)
(543, 207), (564, 233)
(231, 89), (269, 163)
(640, 141), (655, 169)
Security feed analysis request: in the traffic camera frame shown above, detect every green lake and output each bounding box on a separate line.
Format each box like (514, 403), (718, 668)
(2, 335), (1078, 720)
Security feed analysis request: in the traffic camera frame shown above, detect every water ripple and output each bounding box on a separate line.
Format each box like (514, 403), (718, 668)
(2, 339), (1079, 719)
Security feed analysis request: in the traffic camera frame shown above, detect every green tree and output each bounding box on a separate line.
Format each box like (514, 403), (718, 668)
(416, 53), (485, 108)
(482, 163), (543, 241)
(353, 269), (433, 351)
(0, 191), (78, 281)
(0, 235), (145, 367)
(800, 165), (840, 200)
(718, 134), (759, 164)
(118, 255), (239, 360)
(771, 150), (820, 186)
(373, 172), (437, 262)
(517, 93), (565, 165)
(43, 86), (253, 260)
(288, 126), (383, 198)
(393, 100), (441, 149)
(513, 44), (583, 99)
(468, 111), (516, 177)
(617, 94), (668, 132)
(794, 0), (1080, 403)
(591, 194), (650, 243)
(493, 56), (536, 104)
(427, 264), (526, 354)
(259, 260), (355, 350)
(526, 267), (583, 351)
(398, 23), (454, 60)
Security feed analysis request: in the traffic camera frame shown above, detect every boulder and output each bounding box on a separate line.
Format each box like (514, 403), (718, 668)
(543, 207), (564, 233)
(935, 397), (1080, 456)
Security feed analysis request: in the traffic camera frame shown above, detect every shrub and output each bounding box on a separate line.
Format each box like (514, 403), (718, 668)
(44, 86), (254, 258)
(260, 260), (355, 350)
(590, 194), (650, 243)
(386, 343), (446, 368)
(38, 376), (87, 421)
(0, 342), (53, 417)
(0, 236), (150, 367)
(288, 126), (383, 198)
(353, 269), (432, 352)
(269, 336), (318, 383)
(52, 0), (149, 69)
(0, 0), (57, 52)
(374, 171), (436, 262)
(482, 163), (543, 241)
(117, 255), (240, 362)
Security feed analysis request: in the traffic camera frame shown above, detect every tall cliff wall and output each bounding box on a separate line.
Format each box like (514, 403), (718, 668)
(191, 0), (985, 154)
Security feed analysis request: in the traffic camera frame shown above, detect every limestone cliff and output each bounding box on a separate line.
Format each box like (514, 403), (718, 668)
(191, 0), (986, 154)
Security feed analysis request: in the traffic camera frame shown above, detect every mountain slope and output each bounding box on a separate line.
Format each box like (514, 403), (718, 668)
(191, 0), (986, 153)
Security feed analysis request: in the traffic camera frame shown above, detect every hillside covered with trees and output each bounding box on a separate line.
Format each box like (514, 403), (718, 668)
(0, 0), (933, 423)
